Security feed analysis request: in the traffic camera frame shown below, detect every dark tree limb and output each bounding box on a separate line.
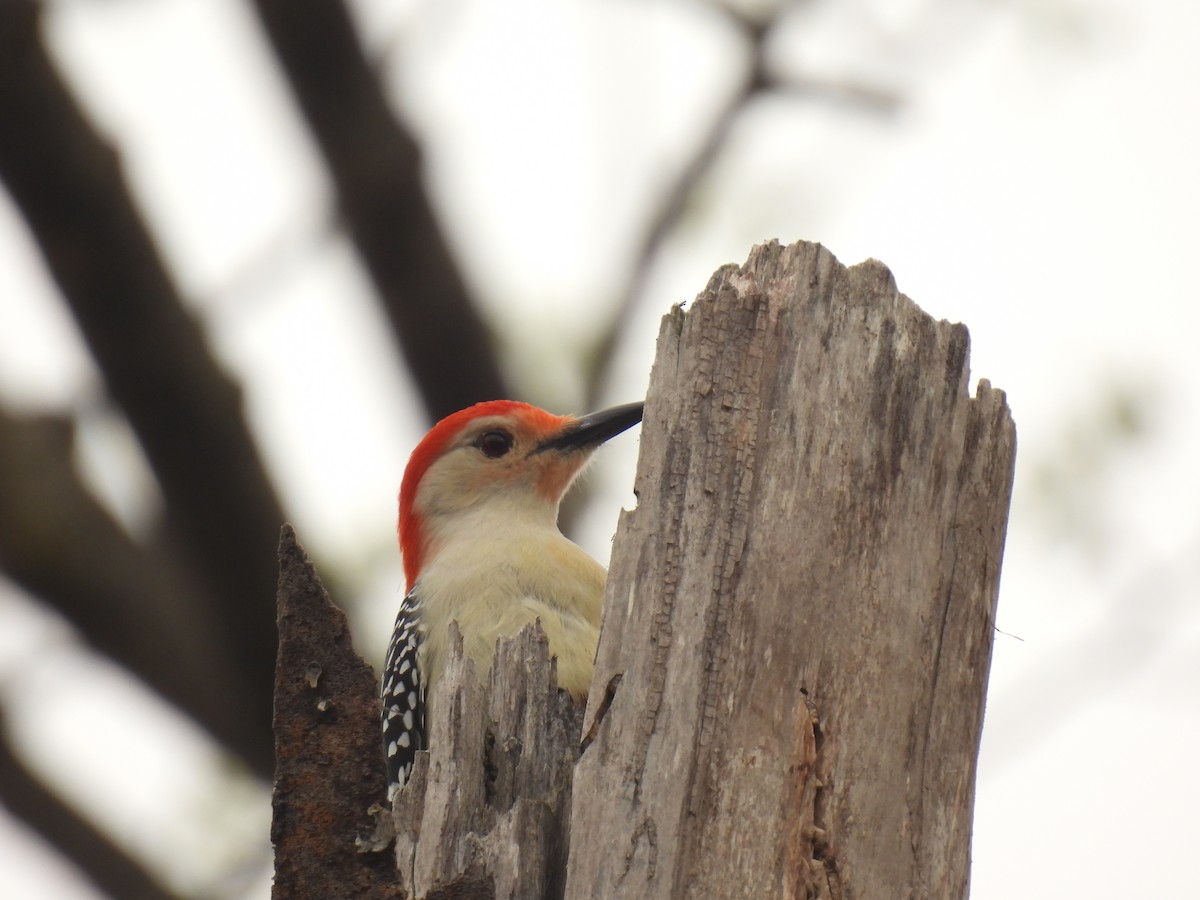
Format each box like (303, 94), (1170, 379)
(249, 0), (508, 421)
(0, 713), (180, 900)
(0, 3), (284, 771)
(0, 409), (262, 767)
(272, 525), (399, 899)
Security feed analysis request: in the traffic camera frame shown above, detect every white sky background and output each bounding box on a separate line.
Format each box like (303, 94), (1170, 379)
(0, 0), (1197, 896)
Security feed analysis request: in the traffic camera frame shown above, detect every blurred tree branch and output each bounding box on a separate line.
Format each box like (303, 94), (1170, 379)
(0, 409), (266, 768)
(0, 3), (282, 767)
(0, 712), (180, 900)
(580, 3), (902, 409)
(250, 0), (509, 422)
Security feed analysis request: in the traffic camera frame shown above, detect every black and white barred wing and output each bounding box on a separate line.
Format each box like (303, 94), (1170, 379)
(381, 589), (424, 798)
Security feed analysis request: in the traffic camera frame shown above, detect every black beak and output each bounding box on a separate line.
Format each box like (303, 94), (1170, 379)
(535, 402), (644, 454)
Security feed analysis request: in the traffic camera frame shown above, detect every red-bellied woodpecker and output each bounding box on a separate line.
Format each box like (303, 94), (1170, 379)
(381, 399), (643, 796)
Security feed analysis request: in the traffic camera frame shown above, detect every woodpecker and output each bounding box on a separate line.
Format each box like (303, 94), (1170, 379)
(381, 399), (643, 796)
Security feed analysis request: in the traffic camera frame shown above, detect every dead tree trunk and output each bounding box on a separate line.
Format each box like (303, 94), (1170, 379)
(271, 239), (1015, 899)
(565, 239), (1016, 898)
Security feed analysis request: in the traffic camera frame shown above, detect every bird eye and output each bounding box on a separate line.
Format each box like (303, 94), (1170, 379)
(476, 429), (514, 459)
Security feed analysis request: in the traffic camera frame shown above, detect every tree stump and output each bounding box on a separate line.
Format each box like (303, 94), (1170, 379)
(271, 239), (1016, 899)
(272, 526), (399, 899)
(391, 623), (583, 899)
(565, 239), (1016, 899)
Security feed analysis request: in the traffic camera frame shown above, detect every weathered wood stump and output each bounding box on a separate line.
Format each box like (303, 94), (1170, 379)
(566, 240), (1016, 899)
(392, 623), (583, 899)
(271, 240), (1016, 900)
(271, 525), (398, 899)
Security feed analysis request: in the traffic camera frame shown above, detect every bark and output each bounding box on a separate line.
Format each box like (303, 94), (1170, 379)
(272, 526), (400, 899)
(565, 240), (1016, 899)
(392, 624), (584, 900)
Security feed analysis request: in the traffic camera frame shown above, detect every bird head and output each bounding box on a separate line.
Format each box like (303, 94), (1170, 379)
(398, 400), (643, 589)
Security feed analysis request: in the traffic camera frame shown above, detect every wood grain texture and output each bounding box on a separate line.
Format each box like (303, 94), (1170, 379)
(565, 240), (1016, 899)
(393, 622), (584, 899)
